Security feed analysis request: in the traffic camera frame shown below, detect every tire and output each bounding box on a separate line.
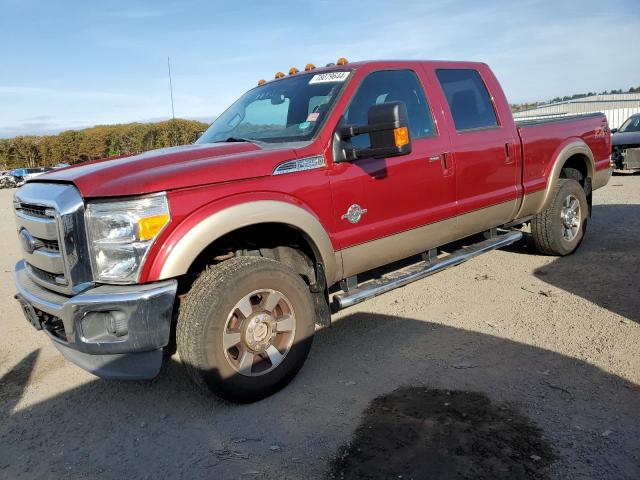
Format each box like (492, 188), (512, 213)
(530, 178), (588, 256)
(177, 256), (315, 403)
(560, 167), (583, 183)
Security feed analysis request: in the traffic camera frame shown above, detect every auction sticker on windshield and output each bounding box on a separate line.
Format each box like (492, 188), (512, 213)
(309, 72), (350, 84)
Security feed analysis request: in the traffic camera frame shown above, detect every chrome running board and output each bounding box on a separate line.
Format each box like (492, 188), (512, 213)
(333, 231), (523, 310)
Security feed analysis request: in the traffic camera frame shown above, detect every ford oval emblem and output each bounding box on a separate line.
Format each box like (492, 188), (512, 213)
(341, 204), (368, 224)
(19, 229), (37, 254)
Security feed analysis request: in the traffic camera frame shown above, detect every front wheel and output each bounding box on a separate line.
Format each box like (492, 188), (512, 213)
(177, 256), (315, 403)
(530, 178), (588, 255)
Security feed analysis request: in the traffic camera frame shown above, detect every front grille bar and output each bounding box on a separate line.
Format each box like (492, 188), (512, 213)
(14, 183), (93, 295)
(15, 202), (54, 219)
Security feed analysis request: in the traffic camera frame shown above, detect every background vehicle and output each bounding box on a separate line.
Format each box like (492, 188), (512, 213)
(611, 113), (640, 171)
(0, 170), (17, 189)
(12, 59), (611, 402)
(10, 167), (54, 186)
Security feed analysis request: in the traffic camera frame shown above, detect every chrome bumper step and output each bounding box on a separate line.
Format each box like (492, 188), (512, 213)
(333, 230), (523, 310)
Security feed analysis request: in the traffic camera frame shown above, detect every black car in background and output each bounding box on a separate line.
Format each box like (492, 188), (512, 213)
(612, 114), (640, 172)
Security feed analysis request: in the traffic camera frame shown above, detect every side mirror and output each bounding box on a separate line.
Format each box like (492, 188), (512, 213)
(611, 128), (618, 134)
(195, 131), (204, 141)
(338, 101), (412, 161)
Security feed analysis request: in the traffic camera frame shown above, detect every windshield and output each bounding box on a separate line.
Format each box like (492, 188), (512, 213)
(619, 116), (640, 133)
(196, 71), (351, 144)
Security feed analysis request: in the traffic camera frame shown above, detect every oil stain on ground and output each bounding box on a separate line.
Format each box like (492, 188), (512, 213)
(329, 387), (554, 480)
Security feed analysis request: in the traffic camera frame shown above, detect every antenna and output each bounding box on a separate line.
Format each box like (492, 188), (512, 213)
(167, 56), (175, 120)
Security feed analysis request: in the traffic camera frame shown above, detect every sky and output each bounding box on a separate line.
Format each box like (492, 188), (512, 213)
(1, 0), (639, 138)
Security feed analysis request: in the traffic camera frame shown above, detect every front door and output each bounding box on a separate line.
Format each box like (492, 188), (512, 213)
(328, 68), (456, 277)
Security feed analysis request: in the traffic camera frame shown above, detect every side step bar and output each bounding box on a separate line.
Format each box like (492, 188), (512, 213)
(333, 231), (523, 310)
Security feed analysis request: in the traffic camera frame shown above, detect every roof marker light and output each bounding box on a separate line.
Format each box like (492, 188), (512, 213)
(275, 71), (285, 79)
(336, 57), (349, 65)
(257, 79), (266, 86)
(288, 67), (299, 75)
(305, 63), (316, 71)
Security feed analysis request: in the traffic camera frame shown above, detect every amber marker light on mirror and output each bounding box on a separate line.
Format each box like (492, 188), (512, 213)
(394, 127), (409, 147)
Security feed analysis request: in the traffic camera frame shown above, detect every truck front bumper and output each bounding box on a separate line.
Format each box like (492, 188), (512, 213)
(13, 260), (177, 380)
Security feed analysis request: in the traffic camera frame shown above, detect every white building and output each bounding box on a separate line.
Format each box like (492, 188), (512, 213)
(512, 93), (640, 129)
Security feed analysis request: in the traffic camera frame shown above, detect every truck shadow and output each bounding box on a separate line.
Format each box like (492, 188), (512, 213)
(505, 204), (640, 324)
(1, 312), (639, 479)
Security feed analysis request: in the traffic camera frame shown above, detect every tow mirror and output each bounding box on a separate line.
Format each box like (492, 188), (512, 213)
(338, 101), (412, 161)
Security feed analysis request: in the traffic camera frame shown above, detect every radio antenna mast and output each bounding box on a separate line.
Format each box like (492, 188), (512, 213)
(167, 56), (176, 120)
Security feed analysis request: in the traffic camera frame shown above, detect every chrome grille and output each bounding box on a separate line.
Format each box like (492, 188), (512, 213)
(14, 183), (93, 295)
(26, 263), (67, 286)
(39, 238), (60, 252)
(16, 202), (52, 218)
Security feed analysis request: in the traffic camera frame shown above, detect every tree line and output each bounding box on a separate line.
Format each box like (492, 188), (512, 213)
(2, 83), (639, 170)
(0, 118), (208, 170)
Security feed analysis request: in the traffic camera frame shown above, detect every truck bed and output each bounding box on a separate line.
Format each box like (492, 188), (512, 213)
(515, 112), (604, 127)
(517, 112), (611, 195)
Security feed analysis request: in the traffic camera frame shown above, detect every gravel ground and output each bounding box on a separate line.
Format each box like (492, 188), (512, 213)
(0, 175), (639, 479)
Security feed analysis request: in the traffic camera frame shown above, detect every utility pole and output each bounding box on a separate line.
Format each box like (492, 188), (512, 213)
(167, 56), (176, 120)
(167, 56), (177, 146)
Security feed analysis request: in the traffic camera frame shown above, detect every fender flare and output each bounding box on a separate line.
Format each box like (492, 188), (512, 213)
(519, 140), (595, 218)
(156, 200), (341, 284)
(540, 140), (595, 211)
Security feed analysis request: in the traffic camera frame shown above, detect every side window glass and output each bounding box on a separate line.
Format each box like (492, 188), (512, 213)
(435, 69), (498, 131)
(345, 70), (435, 149)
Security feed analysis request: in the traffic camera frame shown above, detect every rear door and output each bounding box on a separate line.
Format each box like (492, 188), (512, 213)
(432, 67), (520, 230)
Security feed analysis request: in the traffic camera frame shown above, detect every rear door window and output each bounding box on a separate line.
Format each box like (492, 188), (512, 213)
(436, 69), (498, 131)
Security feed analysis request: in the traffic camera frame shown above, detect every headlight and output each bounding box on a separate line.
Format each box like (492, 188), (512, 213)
(86, 194), (170, 284)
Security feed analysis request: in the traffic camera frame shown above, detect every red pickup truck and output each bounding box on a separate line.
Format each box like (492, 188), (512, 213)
(13, 59), (611, 402)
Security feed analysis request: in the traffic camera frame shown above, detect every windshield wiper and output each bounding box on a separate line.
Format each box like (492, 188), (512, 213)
(214, 137), (263, 145)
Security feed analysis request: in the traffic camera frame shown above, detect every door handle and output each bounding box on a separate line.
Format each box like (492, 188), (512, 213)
(429, 153), (453, 175)
(441, 152), (454, 176)
(505, 143), (514, 164)
(442, 152), (452, 170)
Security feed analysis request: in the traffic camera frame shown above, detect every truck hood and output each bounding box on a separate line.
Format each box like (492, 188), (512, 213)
(612, 131), (640, 146)
(34, 142), (294, 198)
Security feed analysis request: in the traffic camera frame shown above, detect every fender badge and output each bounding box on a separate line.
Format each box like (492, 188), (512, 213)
(342, 204), (368, 224)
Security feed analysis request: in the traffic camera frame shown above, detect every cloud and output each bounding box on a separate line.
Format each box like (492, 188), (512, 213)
(0, 123), (70, 138)
(105, 6), (186, 20)
(17, 114), (54, 122)
(0, 86), (158, 104)
(1, 0), (638, 136)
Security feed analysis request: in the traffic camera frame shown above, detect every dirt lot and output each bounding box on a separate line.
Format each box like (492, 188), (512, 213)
(1, 176), (639, 479)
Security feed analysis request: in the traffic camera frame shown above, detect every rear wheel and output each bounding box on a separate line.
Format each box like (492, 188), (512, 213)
(177, 256), (315, 403)
(530, 178), (588, 255)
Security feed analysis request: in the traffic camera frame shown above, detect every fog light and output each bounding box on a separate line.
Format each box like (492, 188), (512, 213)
(81, 311), (129, 341)
(105, 311), (128, 337)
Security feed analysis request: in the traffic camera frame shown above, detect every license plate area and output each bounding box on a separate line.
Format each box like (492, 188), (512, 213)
(15, 294), (43, 331)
